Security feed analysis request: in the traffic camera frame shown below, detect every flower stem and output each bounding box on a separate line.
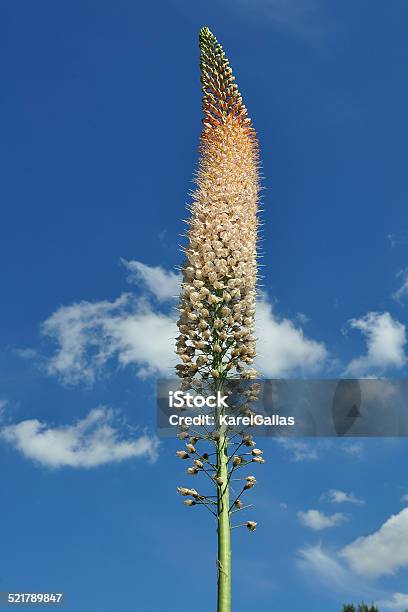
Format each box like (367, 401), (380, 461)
(216, 432), (231, 612)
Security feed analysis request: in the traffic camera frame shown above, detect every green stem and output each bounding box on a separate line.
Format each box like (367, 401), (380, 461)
(216, 431), (231, 612)
(212, 310), (231, 612)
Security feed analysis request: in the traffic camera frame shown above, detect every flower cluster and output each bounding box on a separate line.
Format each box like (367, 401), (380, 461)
(176, 27), (260, 384)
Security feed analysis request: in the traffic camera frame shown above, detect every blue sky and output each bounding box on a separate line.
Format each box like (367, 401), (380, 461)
(2, 0), (408, 610)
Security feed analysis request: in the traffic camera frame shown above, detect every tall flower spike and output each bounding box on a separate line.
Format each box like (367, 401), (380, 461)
(175, 28), (263, 612)
(176, 27), (260, 382)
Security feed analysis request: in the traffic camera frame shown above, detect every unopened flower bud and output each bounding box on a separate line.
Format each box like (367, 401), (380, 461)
(176, 451), (189, 460)
(244, 438), (256, 447)
(177, 487), (196, 497)
(177, 431), (190, 440)
(191, 489), (203, 500)
(246, 521), (257, 532)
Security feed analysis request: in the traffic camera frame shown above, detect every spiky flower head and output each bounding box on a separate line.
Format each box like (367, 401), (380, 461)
(199, 27), (257, 142)
(176, 27), (260, 382)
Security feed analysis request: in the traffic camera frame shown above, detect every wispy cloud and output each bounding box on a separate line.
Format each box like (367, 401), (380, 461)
(121, 259), (181, 302)
(1, 407), (159, 469)
(275, 438), (319, 461)
(278, 439), (369, 462)
(322, 489), (365, 505)
(297, 544), (387, 605)
(297, 544), (367, 594)
(344, 312), (407, 376)
(392, 268), (408, 304)
(342, 441), (364, 457)
(387, 231), (408, 249)
(298, 509), (347, 530)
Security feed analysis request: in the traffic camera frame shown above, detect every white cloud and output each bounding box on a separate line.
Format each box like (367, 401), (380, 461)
(297, 544), (385, 604)
(297, 544), (353, 590)
(42, 294), (177, 385)
(340, 508), (408, 579)
(121, 259), (181, 302)
(378, 593), (408, 610)
(323, 489), (365, 505)
(392, 268), (408, 304)
(345, 312), (406, 376)
(1, 407), (158, 468)
(275, 438), (319, 461)
(40, 271), (329, 385)
(298, 509), (347, 530)
(40, 265), (407, 387)
(255, 295), (328, 376)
